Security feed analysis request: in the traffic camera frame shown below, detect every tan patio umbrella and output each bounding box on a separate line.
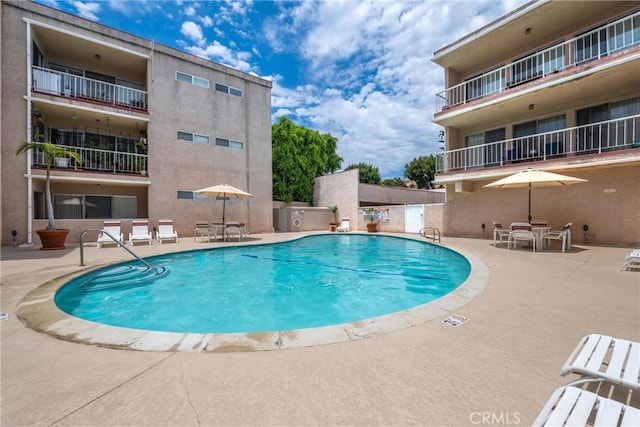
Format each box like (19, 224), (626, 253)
(483, 169), (587, 222)
(194, 184), (252, 224)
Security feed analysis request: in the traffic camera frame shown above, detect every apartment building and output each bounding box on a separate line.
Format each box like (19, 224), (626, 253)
(432, 0), (640, 246)
(1, 1), (273, 246)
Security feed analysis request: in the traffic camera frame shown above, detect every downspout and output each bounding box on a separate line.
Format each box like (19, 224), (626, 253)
(23, 22), (34, 246)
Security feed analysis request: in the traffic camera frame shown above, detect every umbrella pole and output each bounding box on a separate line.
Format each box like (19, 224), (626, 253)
(528, 182), (532, 223)
(222, 196), (226, 224)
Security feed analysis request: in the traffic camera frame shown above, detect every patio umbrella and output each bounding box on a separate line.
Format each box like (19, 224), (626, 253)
(194, 184), (252, 223)
(483, 169), (587, 222)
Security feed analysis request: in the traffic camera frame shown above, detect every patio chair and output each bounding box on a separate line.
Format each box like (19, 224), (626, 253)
(621, 249), (640, 271)
(560, 334), (640, 390)
(224, 223), (243, 242)
(543, 222), (572, 252)
(129, 219), (152, 246)
(492, 221), (510, 246)
(508, 223), (536, 252)
(532, 385), (639, 426)
(337, 218), (352, 232)
(156, 219), (178, 244)
(194, 221), (210, 242)
(97, 220), (123, 248)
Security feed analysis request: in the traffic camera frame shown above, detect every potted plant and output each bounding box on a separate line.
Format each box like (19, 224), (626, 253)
(16, 141), (81, 250)
(365, 208), (378, 232)
(139, 157), (147, 176)
(328, 205), (339, 231)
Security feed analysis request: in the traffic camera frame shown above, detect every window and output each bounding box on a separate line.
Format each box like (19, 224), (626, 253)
(464, 128), (505, 167)
(50, 195), (137, 219)
(215, 82), (243, 98)
(575, 11), (640, 63)
(513, 115), (566, 158)
(464, 68), (504, 101)
(177, 131), (209, 144)
(215, 138), (244, 149)
(176, 71), (209, 88)
(177, 191), (209, 200)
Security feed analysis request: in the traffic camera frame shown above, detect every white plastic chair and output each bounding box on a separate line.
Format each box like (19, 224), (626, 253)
(194, 221), (211, 242)
(156, 219), (178, 244)
(129, 219), (152, 245)
(337, 218), (351, 232)
(492, 221), (510, 246)
(508, 223), (536, 252)
(543, 222), (572, 252)
(97, 220), (123, 248)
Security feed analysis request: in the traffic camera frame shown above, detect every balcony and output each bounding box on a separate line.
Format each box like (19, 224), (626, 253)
(436, 115), (640, 173)
(32, 66), (148, 111)
(435, 10), (640, 111)
(31, 130), (148, 175)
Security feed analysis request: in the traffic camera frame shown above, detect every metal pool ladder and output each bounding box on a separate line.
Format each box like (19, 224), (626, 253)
(79, 229), (160, 272)
(419, 227), (441, 243)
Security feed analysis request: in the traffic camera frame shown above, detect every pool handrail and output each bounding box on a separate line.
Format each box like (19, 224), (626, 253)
(419, 227), (441, 243)
(80, 229), (154, 270)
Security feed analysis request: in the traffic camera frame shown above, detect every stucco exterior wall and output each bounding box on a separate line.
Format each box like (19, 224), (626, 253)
(314, 169), (360, 225)
(444, 164), (640, 246)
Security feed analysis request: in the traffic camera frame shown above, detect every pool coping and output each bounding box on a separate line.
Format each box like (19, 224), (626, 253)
(15, 233), (489, 352)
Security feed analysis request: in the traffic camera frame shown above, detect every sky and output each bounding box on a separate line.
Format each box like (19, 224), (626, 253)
(34, 0), (529, 179)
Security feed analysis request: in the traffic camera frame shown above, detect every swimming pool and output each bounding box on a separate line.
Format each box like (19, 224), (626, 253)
(55, 234), (470, 334)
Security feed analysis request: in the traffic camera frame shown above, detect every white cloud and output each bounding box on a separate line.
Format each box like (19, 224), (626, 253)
(180, 21), (205, 45)
(266, 0), (529, 177)
(70, 1), (101, 21)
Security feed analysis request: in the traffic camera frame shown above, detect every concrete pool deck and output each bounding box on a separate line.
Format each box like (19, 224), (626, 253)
(1, 232), (639, 426)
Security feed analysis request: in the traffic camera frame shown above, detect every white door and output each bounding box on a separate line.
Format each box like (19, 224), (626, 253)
(405, 204), (424, 234)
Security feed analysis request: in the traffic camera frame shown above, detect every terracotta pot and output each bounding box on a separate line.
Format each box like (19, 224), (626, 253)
(366, 223), (378, 232)
(329, 222), (340, 232)
(36, 229), (70, 250)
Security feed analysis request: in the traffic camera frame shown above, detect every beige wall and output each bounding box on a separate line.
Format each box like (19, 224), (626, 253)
(314, 169), (360, 224)
(444, 164), (640, 246)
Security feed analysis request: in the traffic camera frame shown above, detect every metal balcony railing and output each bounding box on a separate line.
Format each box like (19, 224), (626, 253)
(31, 66), (148, 110)
(436, 10), (640, 111)
(436, 114), (640, 173)
(31, 144), (148, 175)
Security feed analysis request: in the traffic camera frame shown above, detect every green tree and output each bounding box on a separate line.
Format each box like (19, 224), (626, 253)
(404, 155), (437, 189)
(345, 162), (381, 184)
(381, 177), (406, 187)
(272, 117), (342, 203)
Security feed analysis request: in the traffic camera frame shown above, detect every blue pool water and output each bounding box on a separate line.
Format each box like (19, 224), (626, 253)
(55, 234), (471, 334)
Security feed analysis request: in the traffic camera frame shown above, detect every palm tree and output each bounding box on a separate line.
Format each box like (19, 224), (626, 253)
(16, 142), (81, 230)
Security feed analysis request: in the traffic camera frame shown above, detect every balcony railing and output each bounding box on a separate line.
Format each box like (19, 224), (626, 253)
(31, 66), (148, 111)
(436, 114), (640, 173)
(31, 144), (148, 175)
(436, 10), (640, 111)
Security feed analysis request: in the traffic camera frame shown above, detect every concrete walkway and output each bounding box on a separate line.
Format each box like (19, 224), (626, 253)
(1, 233), (638, 426)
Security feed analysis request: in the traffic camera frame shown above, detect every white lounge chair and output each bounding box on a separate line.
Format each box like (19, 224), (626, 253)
(156, 219), (178, 244)
(97, 220), (124, 248)
(533, 385), (640, 426)
(337, 218), (351, 232)
(560, 334), (640, 390)
(129, 219), (152, 245)
(622, 249), (640, 271)
(543, 222), (573, 252)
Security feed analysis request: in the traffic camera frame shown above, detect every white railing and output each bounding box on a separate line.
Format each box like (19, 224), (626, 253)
(436, 10), (640, 111)
(32, 66), (148, 110)
(436, 114), (640, 173)
(31, 144), (148, 175)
